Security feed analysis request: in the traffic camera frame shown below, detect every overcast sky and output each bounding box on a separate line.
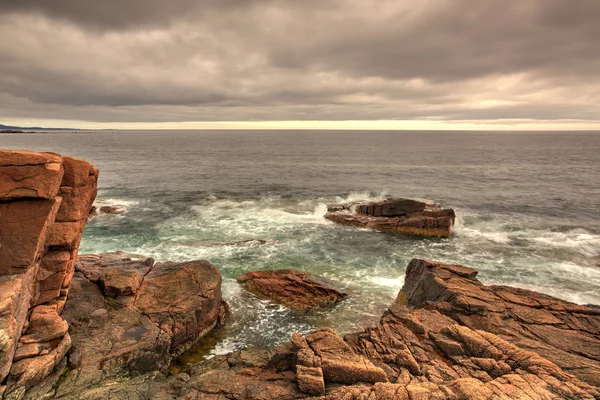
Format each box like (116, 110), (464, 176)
(1, 0), (599, 129)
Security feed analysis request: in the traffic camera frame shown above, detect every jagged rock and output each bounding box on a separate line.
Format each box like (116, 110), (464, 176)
(76, 252), (154, 298)
(324, 198), (456, 237)
(51, 252), (229, 396)
(291, 328), (388, 395)
(0, 198), (62, 273)
(237, 270), (348, 311)
(44, 258), (600, 399)
(400, 258), (600, 387)
(0, 150), (98, 399)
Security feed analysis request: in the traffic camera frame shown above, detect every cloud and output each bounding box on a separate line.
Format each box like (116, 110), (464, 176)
(0, 0), (599, 126)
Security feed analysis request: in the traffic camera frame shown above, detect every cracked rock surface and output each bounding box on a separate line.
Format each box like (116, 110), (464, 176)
(50, 252), (229, 399)
(47, 258), (600, 399)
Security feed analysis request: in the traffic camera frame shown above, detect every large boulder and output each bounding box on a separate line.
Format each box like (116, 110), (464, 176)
(325, 198), (456, 237)
(237, 270), (348, 312)
(52, 252), (229, 396)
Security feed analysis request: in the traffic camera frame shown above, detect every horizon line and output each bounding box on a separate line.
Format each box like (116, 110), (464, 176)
(4, 119), (600, 131)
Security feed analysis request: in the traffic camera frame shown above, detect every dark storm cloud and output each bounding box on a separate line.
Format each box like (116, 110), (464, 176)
(0, 0), (599, 124)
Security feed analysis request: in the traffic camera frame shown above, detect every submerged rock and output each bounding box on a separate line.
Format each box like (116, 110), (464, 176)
(237, 270), (348, 312)
(164, 238), (283, 247)
(98, 205), (125, 214)
(51, 252), (229, 397)
(325, 198), (456, 237)
(87, 204), (125, 221)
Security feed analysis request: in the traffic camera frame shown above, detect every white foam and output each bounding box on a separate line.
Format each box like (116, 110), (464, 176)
(94, 197), (141, 208)
(456, 225), (512, 244)
(334, 190), (389, 204)
(531, 232), (600, 257)
(369, 276), (404, 288)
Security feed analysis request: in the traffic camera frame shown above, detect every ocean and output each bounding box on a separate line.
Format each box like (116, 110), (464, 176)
(2, 130), (600, 361)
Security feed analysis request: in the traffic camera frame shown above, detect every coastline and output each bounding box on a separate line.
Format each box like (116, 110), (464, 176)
(1, 149), (599, 399)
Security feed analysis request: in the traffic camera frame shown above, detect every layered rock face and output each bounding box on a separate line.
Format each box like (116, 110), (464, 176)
(47, 252), (229, 397)
(400, 259), (600, 387)
(237, 270), (348, 312)
(325, 198), (455, 237)
(52, 258), (600, 399)
(0, 150), (98, 398)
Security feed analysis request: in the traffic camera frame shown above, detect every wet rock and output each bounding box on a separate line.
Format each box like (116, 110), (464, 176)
(98, 205), (125, 214)
(164, 238), (283, 248)
(325, 198), (456, 237)
(237, 269), (348, 311)
(87, 205), (125, 222)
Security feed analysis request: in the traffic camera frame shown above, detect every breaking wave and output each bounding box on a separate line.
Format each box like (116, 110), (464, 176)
(81, 192), (600, 357)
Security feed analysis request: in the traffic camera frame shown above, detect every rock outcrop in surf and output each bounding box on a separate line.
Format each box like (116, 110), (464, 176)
(325, 198), (456, 237)
(237, 270), (348, 312)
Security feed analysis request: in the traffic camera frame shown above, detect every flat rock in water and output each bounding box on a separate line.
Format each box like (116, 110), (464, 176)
(325, 197), (456, 237)
(237, 270), (348, 312)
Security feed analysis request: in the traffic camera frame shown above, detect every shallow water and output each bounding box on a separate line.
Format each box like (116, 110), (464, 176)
(3, 130), (600, 359)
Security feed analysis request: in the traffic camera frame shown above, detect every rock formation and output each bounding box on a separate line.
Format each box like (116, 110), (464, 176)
(237, 270), (348, 312)
(399, 259), (600, 387)
(325, 198), (455, 237)
(46, 252), (229, 398)
(40, 258), (600, 399)
(0, 150), (98, 399)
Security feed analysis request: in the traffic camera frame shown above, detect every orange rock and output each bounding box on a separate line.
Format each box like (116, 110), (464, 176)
(0, 150), (98, 398)
(0, 150), (63, 200)
(0, 198), (62, 273)
(61, 156), (99, 188)
(46, 219), (86, 250)
(237, 270), (348, 312)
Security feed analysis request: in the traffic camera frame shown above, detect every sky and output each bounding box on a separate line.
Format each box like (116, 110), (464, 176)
(1, 0), (599, 130)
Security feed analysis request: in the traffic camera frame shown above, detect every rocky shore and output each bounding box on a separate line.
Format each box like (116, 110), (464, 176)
(2, 150), (599, 399)
(37, 257), (600, 399)
(324, 198), (456, 237)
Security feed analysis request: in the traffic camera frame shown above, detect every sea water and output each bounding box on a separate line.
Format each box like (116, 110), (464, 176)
(2, 130), (599, 360)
